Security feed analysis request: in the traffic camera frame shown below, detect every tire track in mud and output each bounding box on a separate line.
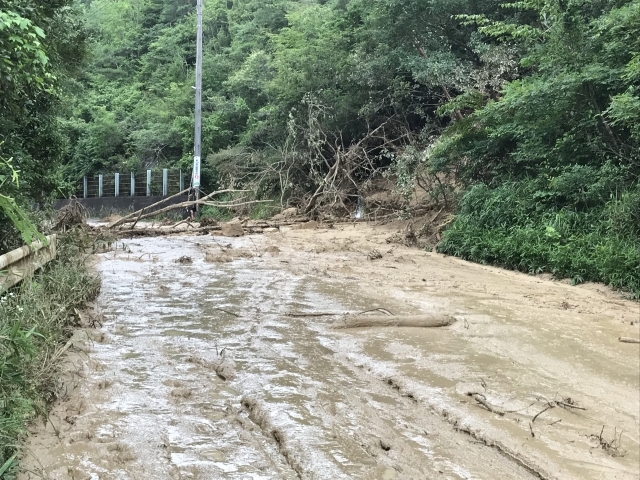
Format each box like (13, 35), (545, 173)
(19, 235), (595, 479)
(380, 375), (551, 480)
(321, 345), (553, 480)
(218, 261), (542, 479)
(240, 396), (305, 479)
(330, 342), (557, 480)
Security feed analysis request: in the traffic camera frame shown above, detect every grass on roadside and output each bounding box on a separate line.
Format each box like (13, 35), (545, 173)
(0, 229), (101, 478)
(438, 179), (640, 299)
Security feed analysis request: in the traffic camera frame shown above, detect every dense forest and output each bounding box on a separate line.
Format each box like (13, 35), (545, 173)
(1, 0), (639, 295)
(0, 0), (638, 473)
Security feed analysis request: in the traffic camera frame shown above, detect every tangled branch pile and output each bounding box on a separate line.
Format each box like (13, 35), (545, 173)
(54, 198), (88, 230)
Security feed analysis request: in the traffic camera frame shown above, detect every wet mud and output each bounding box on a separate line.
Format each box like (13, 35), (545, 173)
(18, 223), (640, 479)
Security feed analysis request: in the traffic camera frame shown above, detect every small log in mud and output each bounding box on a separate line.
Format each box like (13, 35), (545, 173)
(618, 337), (640, 344)
(331, 314), (456, 329)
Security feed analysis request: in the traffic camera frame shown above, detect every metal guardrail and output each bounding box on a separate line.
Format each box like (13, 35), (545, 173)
(76, 169), (186, 199)
(0, 235), (57, 294)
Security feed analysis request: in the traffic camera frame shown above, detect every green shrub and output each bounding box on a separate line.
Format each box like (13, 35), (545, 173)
(0, 231), (100, 477)
(438, 177), (640, 298)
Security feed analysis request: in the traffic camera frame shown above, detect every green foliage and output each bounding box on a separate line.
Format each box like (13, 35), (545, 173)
(18, 0), (636, 297)
(431, 0), (640, 296)
(248, 201), (279, 220)
(63, 0), (511, 183)
(199, 205), (233, 222)
(0, 155), (47, 248)
(0, 0), (87, 202)
(438, 179), (640, 297)
(0, 232), (100, 475)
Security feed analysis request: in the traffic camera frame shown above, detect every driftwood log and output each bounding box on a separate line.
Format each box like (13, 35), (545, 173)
(332, 314), (456, 329)
(618, 337), (640, 344)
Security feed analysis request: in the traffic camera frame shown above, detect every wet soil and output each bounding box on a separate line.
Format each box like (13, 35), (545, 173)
(19, 222), (640, 479)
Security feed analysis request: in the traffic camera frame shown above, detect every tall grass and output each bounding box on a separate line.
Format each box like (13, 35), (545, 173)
(438, 172), (640, 298)
(0, 230), (100, 477)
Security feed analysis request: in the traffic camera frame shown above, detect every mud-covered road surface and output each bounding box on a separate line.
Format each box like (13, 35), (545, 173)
(19, 222), (640, 479)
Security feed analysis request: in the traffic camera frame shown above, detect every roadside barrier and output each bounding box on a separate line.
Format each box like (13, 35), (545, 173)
(0, 235), (57, 293)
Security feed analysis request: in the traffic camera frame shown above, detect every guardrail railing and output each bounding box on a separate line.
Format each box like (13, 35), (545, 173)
(0, 235), (57, 294)
(75, 169), (186, 199)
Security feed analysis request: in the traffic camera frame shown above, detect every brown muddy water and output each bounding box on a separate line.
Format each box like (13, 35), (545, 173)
(19, 232), (640, 480)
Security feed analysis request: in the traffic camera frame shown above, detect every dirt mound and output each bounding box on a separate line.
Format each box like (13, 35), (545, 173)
(289, 220), (318, 230)
(271, 207), (298, 221)
(241, 396), (305, 477)
(364, 190), (404, 215)
(383, 209), (454, 250)
(175, 255), (193, 265)
(213, 357), (236, 381)
(205, 252), (233, 263)
(221, 218), (244, 237)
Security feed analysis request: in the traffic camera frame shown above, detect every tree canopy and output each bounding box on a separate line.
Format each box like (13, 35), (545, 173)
(1, 0), (638, 295)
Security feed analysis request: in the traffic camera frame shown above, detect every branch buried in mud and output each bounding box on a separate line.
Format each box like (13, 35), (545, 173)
(332, 314), (456, 329)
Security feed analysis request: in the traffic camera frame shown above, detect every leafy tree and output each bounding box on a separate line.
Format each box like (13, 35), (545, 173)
(431, 0), (640, 296)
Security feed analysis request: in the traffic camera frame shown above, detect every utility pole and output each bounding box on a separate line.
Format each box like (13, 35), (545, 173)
(192, 0), (203, 208)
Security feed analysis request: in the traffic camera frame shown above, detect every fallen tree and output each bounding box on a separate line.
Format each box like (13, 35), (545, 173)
(108, 189), (272, 229)
(107, 187), (191, 228)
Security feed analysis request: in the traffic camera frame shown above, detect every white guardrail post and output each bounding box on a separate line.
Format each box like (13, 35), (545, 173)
(162, 168), (168, 197)
(0, 235), (57, 294)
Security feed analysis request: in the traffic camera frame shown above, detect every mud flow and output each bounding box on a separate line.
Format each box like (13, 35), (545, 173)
(19, 231), (640, 480)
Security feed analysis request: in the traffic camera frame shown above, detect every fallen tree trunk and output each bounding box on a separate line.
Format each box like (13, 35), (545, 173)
(332, 314), (456, 329)
(618, 337), (640, 344)
(110, 189), (251, 228)
(108, 187), (190, 228)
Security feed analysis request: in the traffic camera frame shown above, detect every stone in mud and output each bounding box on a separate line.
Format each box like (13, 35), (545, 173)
(263, 227), (279, 233)
(265, 246), (281, 254)
(221, 219), (244, 237)
(214, 357), (236, 381)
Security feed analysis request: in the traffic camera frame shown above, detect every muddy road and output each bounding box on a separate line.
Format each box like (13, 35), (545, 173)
(20, 223), (640, 479)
